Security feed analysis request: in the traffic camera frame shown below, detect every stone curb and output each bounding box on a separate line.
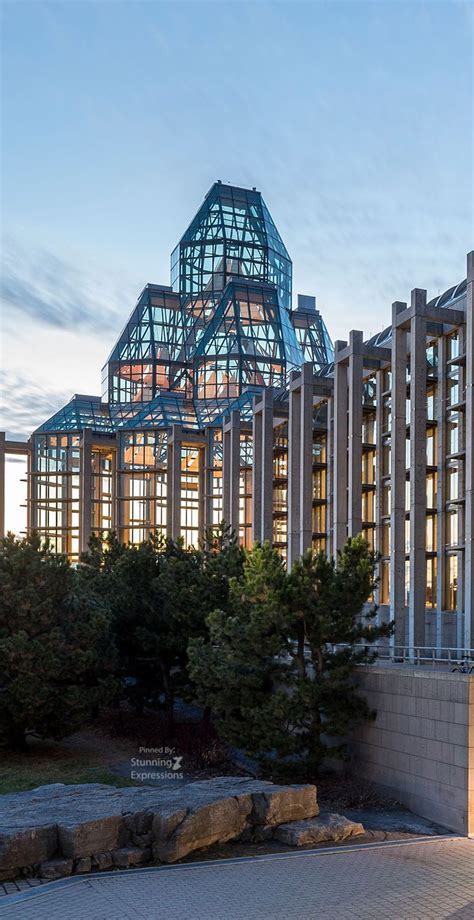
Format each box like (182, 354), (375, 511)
(0, 834), (459, 911)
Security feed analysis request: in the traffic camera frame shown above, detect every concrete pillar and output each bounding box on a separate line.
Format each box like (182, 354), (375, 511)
(409, 290), (428, 652)
(203, 429), (214, 532)
(167, 425), (182, 540)
(251, 398), (262, 543)
(287, 363), (313, 566)
(390, 304), (408, 649)
(222, 423), (231, 526)
(26, 441), (32, 534)
(0, 432), (5, 539)
(374, 369), (384, 608)
(348, 331), (364, 537)
(110, 447), (118, 535)
(79, 428), (93, 554)
(116, 434), (125, 544)
(333, 341), (348, 553)
(223, 410), (241, 536)
(436, 333), (447, 651)
(464, 251), (474, 649)
(287, 373), (301, 566)
(300, 363), (314, 557)
(326, 396), (334, 559)
(197, 445), (206, 541)
(261, 389), (274, 543)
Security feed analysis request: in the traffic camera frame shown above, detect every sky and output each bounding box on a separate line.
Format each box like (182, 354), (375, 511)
(1, 0), (473, 532)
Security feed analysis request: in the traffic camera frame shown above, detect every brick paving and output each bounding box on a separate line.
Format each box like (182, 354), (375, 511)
(0, 837), (473, 919)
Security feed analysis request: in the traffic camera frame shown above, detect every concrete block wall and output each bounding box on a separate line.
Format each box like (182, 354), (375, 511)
(351, 665), (474, 835)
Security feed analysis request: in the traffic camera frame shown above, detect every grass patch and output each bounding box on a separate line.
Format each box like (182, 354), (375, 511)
(0, 743), (137, 795)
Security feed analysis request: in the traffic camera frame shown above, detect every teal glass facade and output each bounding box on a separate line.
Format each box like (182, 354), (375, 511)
(37, 181), (334, 435)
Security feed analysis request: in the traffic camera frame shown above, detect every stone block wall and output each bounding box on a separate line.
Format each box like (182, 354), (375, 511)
(351, 665), (474, 835)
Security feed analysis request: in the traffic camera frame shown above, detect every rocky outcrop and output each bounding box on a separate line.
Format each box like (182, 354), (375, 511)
(0, 780), (364, 882)
(274, 813), (365, 846)
(0, 778), (319, 880)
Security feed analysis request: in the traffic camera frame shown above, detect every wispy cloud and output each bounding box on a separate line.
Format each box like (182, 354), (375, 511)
(1, 236), (136, 335)
(0, 369), (70, 440)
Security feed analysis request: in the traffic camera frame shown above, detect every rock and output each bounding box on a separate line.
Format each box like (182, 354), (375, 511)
(0, 825), (57, 874)
(131, 832), (153, 847)
(74, 857), (92, 873)
(252, 785), (318, 826)
(58, 815), (124, 859)
(154, 796), (249, 863)
(252, 824), (274, 842)
(39, 858), (73, 879)
(91, 852), (113, 871)
(112, 847), (151, 867)
(0, 777), (320, 876)
(123, 812), (154, 838)
(274, 813), (365, 846)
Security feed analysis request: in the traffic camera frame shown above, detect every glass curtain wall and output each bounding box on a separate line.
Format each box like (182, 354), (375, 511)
(118, 431), (167, 545)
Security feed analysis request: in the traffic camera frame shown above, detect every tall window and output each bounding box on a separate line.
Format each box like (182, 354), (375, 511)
(119, 431), (167, 545)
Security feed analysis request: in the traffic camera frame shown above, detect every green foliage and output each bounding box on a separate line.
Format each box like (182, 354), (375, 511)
(79, 523), (245, 723)
(0, 533), (117, 750)
(188, 536), (393, 778)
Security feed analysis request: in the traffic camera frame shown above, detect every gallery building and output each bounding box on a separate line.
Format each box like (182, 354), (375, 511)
(0, 182), (473, 654)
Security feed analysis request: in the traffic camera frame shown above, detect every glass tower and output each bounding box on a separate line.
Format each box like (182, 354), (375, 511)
(32, 181), (334, 554)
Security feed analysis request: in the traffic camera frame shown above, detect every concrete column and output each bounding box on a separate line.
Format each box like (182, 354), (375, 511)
(464, 251), (474, 649)
(326, 396), (334, 559)
(333, 342), (348, 553)
(0, 432), (5, 539)
(348, 331), (364, 537)
(390, 304), (408, 649)
(223, 410), (241, 536)
(111, 447), (118, 534)
(29, 436), (38, 532)
(287, 363), (314, 566)
(409, 290), (428, 652)
(203, 429), (214, 532)
(436, 333), (447, 651)
(374, 369), (384, 607)
(251, 398), (262, 543)
(300, 363), (314, 557)
(116, 433), (125, 544)
(167, 425), (182, 540)
(197, 446), (206, 542)
(222, 423), (231, 526)
(79, 428), (93, 554)
(287, 372), (301, 566)
(26, 441), (32, 534)
(261, 389), (274, 543)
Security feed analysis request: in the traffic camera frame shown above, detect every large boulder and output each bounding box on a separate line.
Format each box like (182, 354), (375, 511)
(59, 814), (124, 858)
(154, 796), (251, 863)
(0, 778), (319, 878)
(39, 858), (73, 880)
(274, 812), (365, 846)
(0, 825), (57, 878)
(252, 785), (319, 826)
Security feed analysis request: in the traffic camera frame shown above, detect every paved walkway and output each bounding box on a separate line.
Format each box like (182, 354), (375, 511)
(0, 837), (473, 919)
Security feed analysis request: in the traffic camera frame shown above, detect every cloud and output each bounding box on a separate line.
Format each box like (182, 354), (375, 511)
(0, 369), (71, 440)
(1, 236), (136, 335)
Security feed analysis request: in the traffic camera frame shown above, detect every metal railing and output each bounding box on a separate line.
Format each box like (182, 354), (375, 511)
(352, 643), (474, 669)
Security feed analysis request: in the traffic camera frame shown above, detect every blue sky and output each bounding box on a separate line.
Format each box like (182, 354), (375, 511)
(1, 1), (472, 462)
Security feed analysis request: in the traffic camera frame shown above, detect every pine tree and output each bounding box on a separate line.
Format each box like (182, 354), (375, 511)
(79, 526), (245, 726)
(0, 533), (116, 750)
(188, 536), (393, 779)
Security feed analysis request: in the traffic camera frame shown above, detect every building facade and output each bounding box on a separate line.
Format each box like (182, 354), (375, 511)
(1, 182), (473, 653)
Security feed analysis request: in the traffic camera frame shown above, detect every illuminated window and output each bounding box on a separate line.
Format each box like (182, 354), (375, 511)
(446, 554), (458, 611)
(426, 557), (437, 608)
